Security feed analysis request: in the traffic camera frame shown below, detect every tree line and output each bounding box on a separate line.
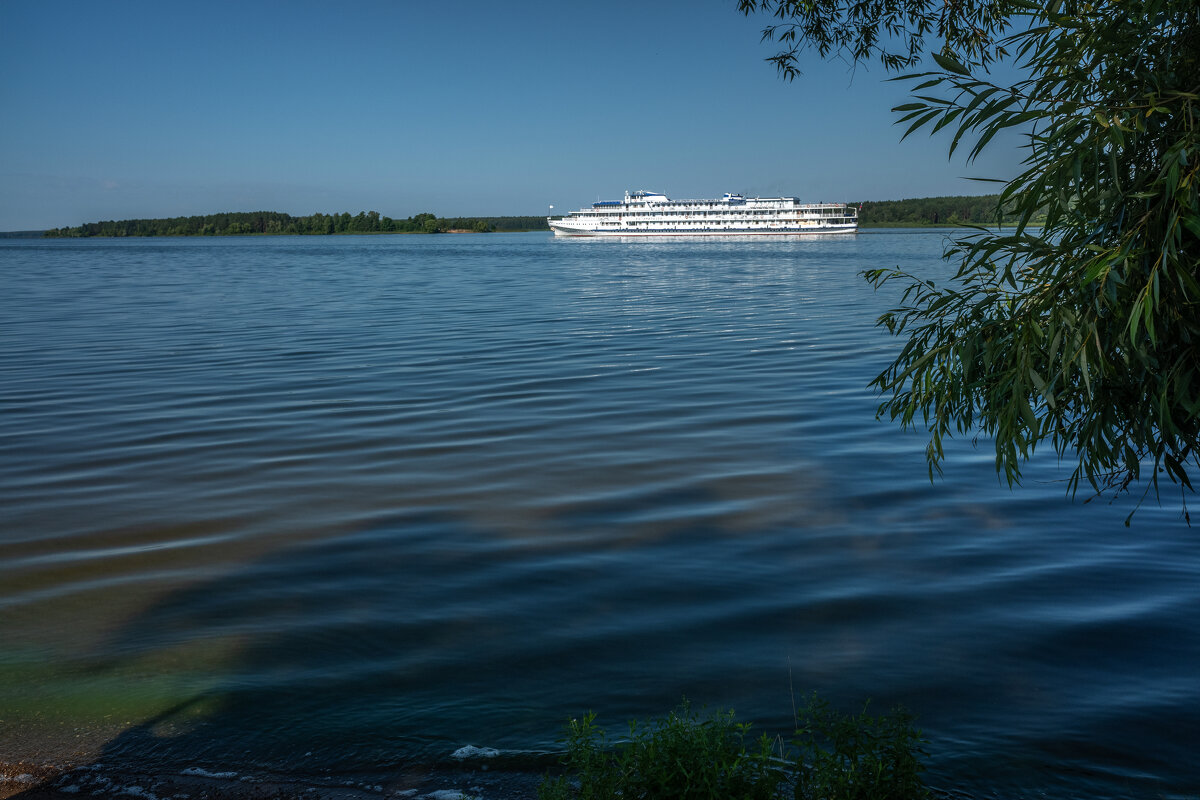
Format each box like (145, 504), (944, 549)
(855, 194), (1033, 227)
(42, 211), (551, 237)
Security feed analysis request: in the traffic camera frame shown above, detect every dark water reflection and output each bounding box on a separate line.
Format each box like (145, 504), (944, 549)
(0, 233), (1197, 799)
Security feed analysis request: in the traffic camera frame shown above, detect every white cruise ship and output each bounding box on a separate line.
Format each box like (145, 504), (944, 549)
(548, 191), (858, 237)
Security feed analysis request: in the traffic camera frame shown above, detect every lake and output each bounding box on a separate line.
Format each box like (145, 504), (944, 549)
(1, 232), (1196, 799)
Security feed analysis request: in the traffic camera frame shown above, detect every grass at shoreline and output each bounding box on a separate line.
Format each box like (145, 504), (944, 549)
(539, 699), (929, 800)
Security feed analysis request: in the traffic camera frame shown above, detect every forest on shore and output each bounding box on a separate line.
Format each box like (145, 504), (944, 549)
(42, 211), (548, 237)
(39, 195), (1024, 237)
(852, 194), (1030, 226)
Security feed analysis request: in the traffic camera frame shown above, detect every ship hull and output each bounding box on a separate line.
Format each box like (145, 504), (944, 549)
(549, 224), (858, 237)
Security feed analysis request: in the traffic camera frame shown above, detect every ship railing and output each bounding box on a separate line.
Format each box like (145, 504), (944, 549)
(647, 201), (853, 211)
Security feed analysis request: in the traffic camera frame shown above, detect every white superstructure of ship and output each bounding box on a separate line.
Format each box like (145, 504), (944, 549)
(548, 191), (858, 237)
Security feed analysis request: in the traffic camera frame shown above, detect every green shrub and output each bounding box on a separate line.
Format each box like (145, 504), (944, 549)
(538, 703), (785, 800)
(792, 696), (929, 800)
(538, 698), (928, 800)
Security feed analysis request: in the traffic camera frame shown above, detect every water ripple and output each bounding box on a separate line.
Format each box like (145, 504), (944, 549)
(0, 233), (1196, 799)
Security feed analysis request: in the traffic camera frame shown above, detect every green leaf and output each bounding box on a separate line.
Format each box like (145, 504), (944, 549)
(931, 51), (971, 76)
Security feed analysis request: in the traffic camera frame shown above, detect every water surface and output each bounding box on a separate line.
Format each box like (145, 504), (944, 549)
(1, 233), (1196, 799)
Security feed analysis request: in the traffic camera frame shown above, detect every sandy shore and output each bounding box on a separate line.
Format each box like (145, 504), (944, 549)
(1, 760), (545, 800)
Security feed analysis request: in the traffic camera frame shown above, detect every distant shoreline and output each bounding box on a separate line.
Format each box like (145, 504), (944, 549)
(10, 222), (1028, 238)
(22, 194), (1034, 238)
(38, 211), (549, 238)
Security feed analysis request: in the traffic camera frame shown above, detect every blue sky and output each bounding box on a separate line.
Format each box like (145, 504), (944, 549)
(0, 0), (1022, 230)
